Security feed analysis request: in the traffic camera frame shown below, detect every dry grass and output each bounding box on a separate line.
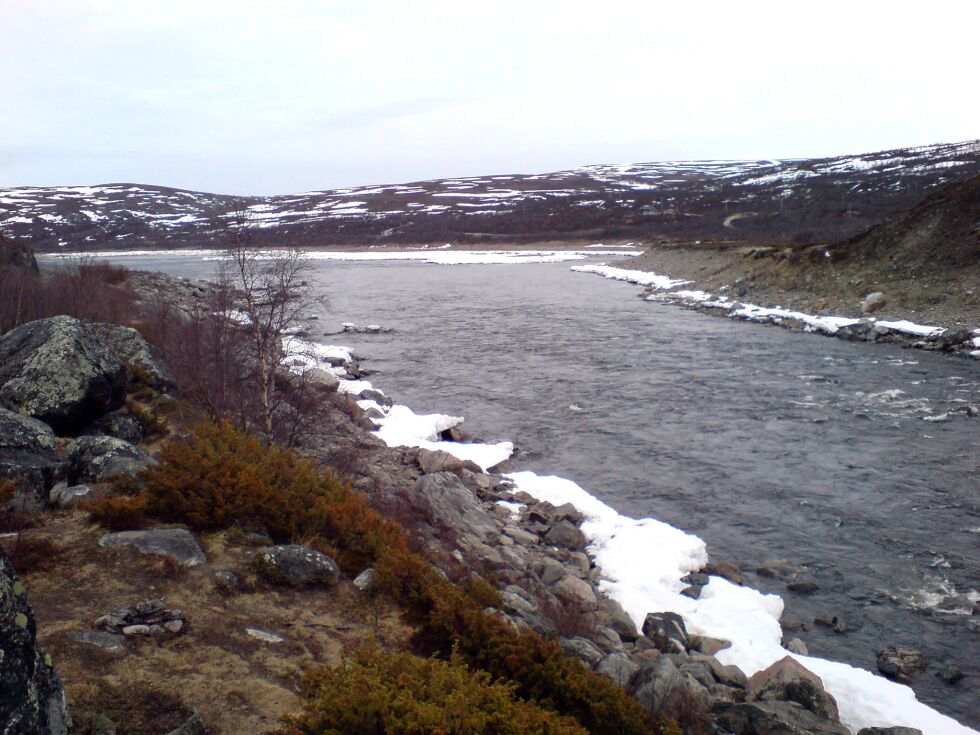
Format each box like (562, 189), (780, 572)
(4, 512), (411, 734)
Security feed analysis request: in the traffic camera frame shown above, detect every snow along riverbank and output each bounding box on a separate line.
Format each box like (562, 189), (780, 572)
(292, 333), (977, 735)
(572, 264), (980, 358)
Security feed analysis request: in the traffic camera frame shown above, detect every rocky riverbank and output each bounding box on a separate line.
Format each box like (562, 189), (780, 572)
(0, 263), (960, 734)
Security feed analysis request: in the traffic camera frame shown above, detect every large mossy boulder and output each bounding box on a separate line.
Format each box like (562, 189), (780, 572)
(0, 316), (128, 434)
(66, 435), (155, 484)
(0, 407), (63, 510)
(85, 322), (175, 391)
(0, 547), (72, 734)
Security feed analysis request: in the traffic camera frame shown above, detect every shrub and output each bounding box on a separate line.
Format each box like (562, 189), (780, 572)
(278, 649), (587, 735)
(68, 681), (194, 735)
(129, 423), (664, 734)
(4, 536), (59, 573)
(85, 494), (151, 531)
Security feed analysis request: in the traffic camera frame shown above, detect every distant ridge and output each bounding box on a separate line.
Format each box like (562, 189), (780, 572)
(1, 139), (978, 250)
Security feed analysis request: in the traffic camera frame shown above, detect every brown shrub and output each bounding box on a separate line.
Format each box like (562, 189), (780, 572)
(279, 649), (588, 735)
(69, 681), (195, 735)
(85, 494), (152, 531)
(3, 536), (59, 574)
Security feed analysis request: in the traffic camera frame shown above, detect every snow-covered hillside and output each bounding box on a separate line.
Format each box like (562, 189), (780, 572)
(2, 139), (978, 249)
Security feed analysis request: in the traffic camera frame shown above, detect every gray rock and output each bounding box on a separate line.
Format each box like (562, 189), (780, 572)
(0, 316), (128, 434)
(501, 585), (539, 617)
(935, 660), (964, 685)
(554, 574), (597, 610)
(213, 570), (243, 592)
(560, 636), (604, 667)
(307, 368), (340, 392)
(164, 713), (206, 735)
(705, 560), (744, 585)
(415, 472), (497, 542)
(787, 571), (820, 594)
(691, 634), (731, 656)
(642, 611), (689, 654)
(747, 656), (839, 722)
(68, 630), (125, 653)
(861, 292), (887, 314)
(566, 551), (591, 575)
(85, 322), (176, 391)
(857, 728), (924, 735)
(0, 408), (63, 510)
(876, 646), (927, 682)
(252, 544), (341, 587)
(49, 483), (92, 508)
(600, 596), (639, 642)
(716, 701), (849, 735)
(502, 525), (539, 546)
(591, 625), (624, 652)
(544, 520), (587, 550)
(630, 655), (710, 719)
(100, 528), (207, 566)
(83, 410), (145, 445)
(532, 556), (567, 586)
(785, 637), (809, 655)
(0, 547), (72, 734)
(757, 558), (802, 581)
(353, 568), (375, 591)
(416, 448), (481, 476)
(596, 651), (639, 688)
(66, 435), (155, 484)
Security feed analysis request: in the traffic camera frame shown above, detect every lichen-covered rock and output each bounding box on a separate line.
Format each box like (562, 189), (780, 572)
(66, 435), (155, 484)
(251, 544), (341, 587)
(83, 410), (145, 445)
(0, 407), (63, 510)
(415, 472), (497, 542)
(642, 611), (689, 654)
(0, 316), (128, 434)
(0, 547), (71, 734)
(85, 322), (175, 391)
(99, 529), (206, 566)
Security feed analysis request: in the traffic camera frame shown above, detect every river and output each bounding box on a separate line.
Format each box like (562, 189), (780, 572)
(87, 252), (980, 726)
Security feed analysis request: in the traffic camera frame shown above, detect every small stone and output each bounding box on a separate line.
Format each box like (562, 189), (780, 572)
(162, 620), (184, 634)
(353, 568), (375, 591)
(246, 627), (284, 644)
(935, 661), (963, 685)
(861, 292), (887, 314)
(641, 612), (689, 654)
(544, 520), (587, 550)
(121, 624), (153, 637)
(785, 637), (808, 655)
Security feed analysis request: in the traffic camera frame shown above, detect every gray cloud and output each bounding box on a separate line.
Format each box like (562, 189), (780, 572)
(1, 1), (977, 195)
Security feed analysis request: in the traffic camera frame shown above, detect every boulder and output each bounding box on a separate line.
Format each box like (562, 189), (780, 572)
(83, 410), (145, 445)
(415, 472), (497, 542)
(715, 700), (849, 735)
(100, 528), (206, 566)
(705, 560), (743, 585)
(544, 520), (587, 550)
(0, 316), (128, 434)
(861, 292), (887, 314)
(49, 483), (92, 508)
(596, 651), (639, 688)
(0, 547), (72, 734)
(876, 646), (927, 682)
(600, 596), (639, 642)
(85, 322), (176, 391)
(747, 656), (839, 722)
(630, 655), (709, 719)
(417, 448), (481, 476)
(642, 611), (689, 654)
(554, 574), (597, 610)
(251, 544), (340, 587)
(0, 407), (62, 510)
(67, 630), (126, 653)
(785, 637), (809, 655)
(66, 435), (155, 484)
(559, 636), (604, 668)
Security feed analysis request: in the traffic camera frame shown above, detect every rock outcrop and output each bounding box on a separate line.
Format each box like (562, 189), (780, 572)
(66, 434), (155, 484)
(0, 408), (63, 510)
(0, 547), (71, 734)
(0, 316), (128, 434)
(85, 322), (175, 391)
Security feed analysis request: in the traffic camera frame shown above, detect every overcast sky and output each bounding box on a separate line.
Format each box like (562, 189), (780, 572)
(2, 1), (978, 195)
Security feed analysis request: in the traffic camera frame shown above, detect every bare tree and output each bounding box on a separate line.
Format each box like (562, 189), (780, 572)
(222, 202), (321, 439)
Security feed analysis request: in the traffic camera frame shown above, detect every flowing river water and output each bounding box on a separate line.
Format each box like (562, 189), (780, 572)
(91, 253), (980, 726)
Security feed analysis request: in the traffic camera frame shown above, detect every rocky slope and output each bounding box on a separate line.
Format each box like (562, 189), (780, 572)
(1, 140), (978, 250)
